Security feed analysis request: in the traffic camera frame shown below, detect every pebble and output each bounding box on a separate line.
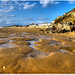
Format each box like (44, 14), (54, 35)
(3, 66), (6, 69)
(12, 53), (14, 55)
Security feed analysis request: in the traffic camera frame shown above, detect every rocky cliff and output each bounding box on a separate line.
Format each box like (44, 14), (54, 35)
(54, 8), (75, 24)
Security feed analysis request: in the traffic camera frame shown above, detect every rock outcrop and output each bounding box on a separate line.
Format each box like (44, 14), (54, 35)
(49, 8), (75, 33)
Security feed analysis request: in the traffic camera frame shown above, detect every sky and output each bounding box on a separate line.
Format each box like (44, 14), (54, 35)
(0, 0), (75, 26)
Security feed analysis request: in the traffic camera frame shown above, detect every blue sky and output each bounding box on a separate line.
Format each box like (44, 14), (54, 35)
(0, 0), (75, 26)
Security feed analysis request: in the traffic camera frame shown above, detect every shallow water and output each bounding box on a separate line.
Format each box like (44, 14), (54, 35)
(0, 37), (16, 49)
(60, 49), (68, 53)
(0, 38), (8, 40)
(10, 33), (16, 37)
(50, 43), (56, 46)
(0, 43), (16, 49)
(22, 32), (30, 34)
(27, 50), (49, 58)
(27, 40), (38, 50)
(0, 33), (69, 53)
(0, 32), (71, 59)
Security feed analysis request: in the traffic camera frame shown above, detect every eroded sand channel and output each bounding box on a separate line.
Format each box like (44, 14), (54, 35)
(0, 33), (50, 58)
(27, 39), (50, 58)
(0, 32), (70, 58)
(0, 38), (16, 49)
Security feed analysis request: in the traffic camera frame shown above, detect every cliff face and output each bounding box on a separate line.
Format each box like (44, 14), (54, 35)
(54, 8), (75, 24)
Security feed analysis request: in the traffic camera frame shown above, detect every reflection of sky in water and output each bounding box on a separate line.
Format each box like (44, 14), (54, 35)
(60, 49), (68, 53)
(50, 43), (55, 45)
(28, 40), (38, 50)
(0, 33), (68, 54)
(0, 43), (16, 49)
(0, 37), (16, 49)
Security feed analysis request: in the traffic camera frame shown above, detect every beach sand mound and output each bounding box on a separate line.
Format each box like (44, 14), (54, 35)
(53, 38), (68, 42)
(34, 39), (51, 46)
(17, 52), (75, 73)
(62, 41), (75, 46)
(0, 40), (8, 44)
(10, 41), (30, 46)
(0, 46), (33, 55)
(62, 46), (75, 52)
(0, 33), (9, 38)
(0, 52), (75, 73)
(10, 37), (34, 41)
(34, 45), (61, 53)
(0, 46), (34, 73)
(18, 46), (33, 54)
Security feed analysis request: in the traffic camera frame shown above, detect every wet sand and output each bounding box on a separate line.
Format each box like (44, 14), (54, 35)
(0, 27), (75, 73)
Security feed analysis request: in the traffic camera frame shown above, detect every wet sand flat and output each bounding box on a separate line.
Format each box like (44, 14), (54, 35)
(0, 27), (75, 73)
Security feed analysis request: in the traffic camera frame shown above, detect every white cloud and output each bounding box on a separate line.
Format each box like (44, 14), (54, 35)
(10, 6), (14, 10)
(0, 1), (15, 13)
(0, 19), (21, 26)
(23, 18), (34, 20)
(0, 19), (6, 24)
(23, 17), (50, 21)
(36, 21), (44, 24)
(40, 0), (54, 7)
(0, 19), (10, 26)
(69, 1), (75, 4)
(0, 1), (36, 13)
(0, 14), (16, 18)
(40, 0), (60, 7)
(23, 2), (36, 9)
(37, 17), (50, 20)
(0, 9), (14, 13)
(55, 2), (60, 4)
(5, 21), (11, 24)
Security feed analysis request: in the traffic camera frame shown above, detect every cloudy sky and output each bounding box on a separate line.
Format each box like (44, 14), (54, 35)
(0, 0), (75, 26)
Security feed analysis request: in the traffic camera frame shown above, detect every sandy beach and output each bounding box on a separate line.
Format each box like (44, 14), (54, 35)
(0, 27), (75, 73)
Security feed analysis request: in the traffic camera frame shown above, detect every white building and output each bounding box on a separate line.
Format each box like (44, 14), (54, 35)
(28, 24), (37, 28)
(36, 23), (51, 28)
(0, 27), (3, 28)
